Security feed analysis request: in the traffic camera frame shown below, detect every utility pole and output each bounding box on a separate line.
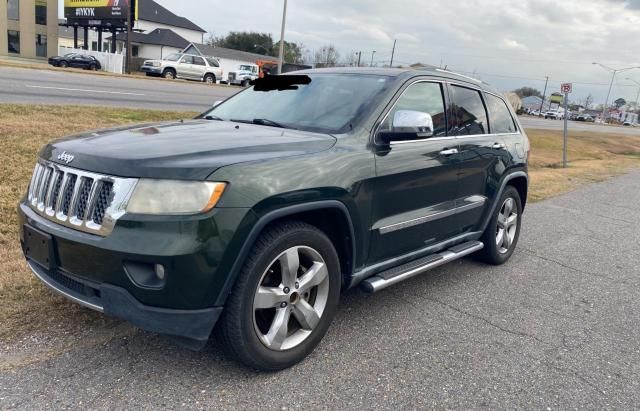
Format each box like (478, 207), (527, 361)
(539, 76), (549, 114)
(125, 0), (133, 74)
(390, 39), (397, 67)
(592, 62), (640, 123)
(370, 50), (376, 67)
(356, 51), (362, 67)
(277, 0), (288, 75)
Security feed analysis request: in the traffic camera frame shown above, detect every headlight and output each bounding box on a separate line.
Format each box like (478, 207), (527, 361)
(126, 180), (226, 215)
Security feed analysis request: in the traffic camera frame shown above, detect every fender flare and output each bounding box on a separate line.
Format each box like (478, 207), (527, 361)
(214, 200), (356, 307)
(479, 171), (528, 234)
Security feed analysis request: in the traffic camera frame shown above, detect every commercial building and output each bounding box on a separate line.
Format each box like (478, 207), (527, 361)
(1, 0), (58, 59)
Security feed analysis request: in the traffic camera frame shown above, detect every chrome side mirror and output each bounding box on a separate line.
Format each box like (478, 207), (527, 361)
(379, 110), (434, 144)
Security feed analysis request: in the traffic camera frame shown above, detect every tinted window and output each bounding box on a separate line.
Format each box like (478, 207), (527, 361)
(205, 74), (391, 134)
(35, 34), (47, 57)
(449, 85), (488, 135)
(7, 0), (19, 20)
(486, 94), (517, 133)
(381, 82), (447, 137)
(35, 1), (46, 25)
(8, 30), (20, 54)
(206, 57), (219, 67)
(192, 56), (206, 66)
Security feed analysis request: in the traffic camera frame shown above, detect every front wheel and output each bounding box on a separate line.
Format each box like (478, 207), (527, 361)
(216, 221), (341, 371)
(162, 69), (176, 79)
(479, 186), (522, 265)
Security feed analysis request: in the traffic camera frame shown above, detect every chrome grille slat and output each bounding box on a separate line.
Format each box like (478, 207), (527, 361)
(26, 160), (138, 237)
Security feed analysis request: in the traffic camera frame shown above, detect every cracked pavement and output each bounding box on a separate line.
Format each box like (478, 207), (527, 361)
(1, 171), (640, 409)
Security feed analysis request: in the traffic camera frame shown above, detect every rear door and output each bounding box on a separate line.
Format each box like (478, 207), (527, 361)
(191, 56), (207, 80)
(448, 84), (510, 234)
(370, 80), (460, 262)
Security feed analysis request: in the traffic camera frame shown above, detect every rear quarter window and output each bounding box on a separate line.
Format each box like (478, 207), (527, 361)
(486, 94), (517, 134)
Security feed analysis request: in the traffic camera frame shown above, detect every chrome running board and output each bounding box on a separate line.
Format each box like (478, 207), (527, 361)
(361, 241), (484, 293)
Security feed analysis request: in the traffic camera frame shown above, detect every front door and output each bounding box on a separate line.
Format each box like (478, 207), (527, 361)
(448, 84), (510, 234)
(177, 55), (194, 78)
(370, 80), (460, 262)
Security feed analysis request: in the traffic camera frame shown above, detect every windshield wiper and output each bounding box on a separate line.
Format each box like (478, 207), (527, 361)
(230, 118), (291, 129)
(203, 115), (224, 121)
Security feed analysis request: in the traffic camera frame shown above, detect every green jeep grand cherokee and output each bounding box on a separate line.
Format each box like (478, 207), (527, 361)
(18, 68), (528, 370)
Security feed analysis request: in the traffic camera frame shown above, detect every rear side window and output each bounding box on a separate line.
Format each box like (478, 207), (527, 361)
(380, 82), (447, 137)
(449, 85), (488, 135)
(486, 94), (517, 133)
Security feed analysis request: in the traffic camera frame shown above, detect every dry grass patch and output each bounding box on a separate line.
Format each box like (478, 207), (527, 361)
(526, 128), (640, 201)
(0, 104), (196, 342)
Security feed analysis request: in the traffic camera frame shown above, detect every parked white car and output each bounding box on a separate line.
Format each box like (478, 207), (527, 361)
(141, 53), (223, 84)
(545, 110), (564, 120)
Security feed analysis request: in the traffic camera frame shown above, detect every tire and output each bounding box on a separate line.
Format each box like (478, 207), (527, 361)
(216, 221), (341, 371)
(478, 185), (522, 265)
(59, 61), (68, 68)
(163, 69), (176, 79)
(204, 73), (216, 84)
(89, 64), (97, 71)
(242, 79), (251, 87)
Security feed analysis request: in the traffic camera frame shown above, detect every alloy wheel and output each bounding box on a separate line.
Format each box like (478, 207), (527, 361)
(496, 197), (518, 254)
(252, 246), (330, 351)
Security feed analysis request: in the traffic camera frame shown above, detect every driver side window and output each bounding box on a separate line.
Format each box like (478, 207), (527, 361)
(381, 82), (447, 137)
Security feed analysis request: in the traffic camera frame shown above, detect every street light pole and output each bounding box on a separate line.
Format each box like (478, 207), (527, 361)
(592, 62), (640, 123)
(277, 0), (288, 75)
(370, 50), (376, 67)
(626, 78), (640, 114)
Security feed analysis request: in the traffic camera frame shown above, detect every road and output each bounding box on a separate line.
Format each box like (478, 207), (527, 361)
(520, 116), (640, 136)
(0, 66), (239, 112)
(2, 172), (640, 408)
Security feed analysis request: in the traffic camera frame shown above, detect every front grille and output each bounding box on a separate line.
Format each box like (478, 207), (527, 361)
(27, 161), (137, 236)
(228, 72), (236, 82)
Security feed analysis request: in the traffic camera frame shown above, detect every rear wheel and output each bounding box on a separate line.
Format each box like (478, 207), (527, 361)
(59, 61), (68, 68)
(217, 221), (341, 371)
(89, 64), (97, 71)
(204, 73), (216, 84)
(479, 186), (522, 265)
(163, 69), (176, 79)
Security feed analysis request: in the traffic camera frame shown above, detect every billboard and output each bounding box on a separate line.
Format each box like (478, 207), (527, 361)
(64, 0), (131, 23)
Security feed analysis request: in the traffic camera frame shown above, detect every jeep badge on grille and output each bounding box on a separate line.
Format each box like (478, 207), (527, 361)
(57, 151), (75, 164)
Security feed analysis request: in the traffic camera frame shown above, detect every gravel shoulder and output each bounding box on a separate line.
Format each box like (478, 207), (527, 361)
(1, 171), (639, 409)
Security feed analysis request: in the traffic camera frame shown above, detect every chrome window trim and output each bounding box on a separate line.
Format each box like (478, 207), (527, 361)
(378, 195), (487, 234)
(27, 160), (138, 237)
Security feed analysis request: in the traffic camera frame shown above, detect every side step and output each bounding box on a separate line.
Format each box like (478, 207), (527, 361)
(361, 241), (484, 293)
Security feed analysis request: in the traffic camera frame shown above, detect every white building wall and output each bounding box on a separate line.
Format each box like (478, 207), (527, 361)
(215, 57), (252, 82)
(135, 20), (203, 43)
(137, 44), (183, 60)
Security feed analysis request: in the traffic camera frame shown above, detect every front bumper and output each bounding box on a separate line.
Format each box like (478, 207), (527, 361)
(141, 66), (162, 74)
(18, 201), (252, 346)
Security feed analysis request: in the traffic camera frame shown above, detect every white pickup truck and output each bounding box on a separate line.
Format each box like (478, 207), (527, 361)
(226, 64), (260, 87)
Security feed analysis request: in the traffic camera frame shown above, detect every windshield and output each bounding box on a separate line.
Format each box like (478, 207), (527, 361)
(202, 74), (391, 133)
(64, 53), (76, 58)
(240, 65), (253, 71)
(164, 53), (181, 62)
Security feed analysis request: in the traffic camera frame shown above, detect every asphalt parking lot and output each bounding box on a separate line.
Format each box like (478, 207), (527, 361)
(1, 171), (639, 409)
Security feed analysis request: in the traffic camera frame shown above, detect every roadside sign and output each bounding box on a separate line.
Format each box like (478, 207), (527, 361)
(561, 83), (572, 93)
(561, 83), (572, 168)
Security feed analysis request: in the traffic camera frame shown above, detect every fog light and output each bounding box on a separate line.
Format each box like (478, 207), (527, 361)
(154, 264), (165, 280)
(123, 261), (166, 289)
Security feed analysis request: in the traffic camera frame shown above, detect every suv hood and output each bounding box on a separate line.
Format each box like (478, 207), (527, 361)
(41, 120), (337, 180)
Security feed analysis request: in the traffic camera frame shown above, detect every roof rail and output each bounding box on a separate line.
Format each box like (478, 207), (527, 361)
(435, 68), (483, 83)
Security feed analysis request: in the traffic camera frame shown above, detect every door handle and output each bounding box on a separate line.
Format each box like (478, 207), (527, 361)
(439, 148), (459, 156)
(492, 143), (506, 150)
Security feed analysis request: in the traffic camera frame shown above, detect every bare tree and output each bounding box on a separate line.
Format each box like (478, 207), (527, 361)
(580, 94), (594, 110)
(343, 51), (359, 67)
(313, 44), (340, 68)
